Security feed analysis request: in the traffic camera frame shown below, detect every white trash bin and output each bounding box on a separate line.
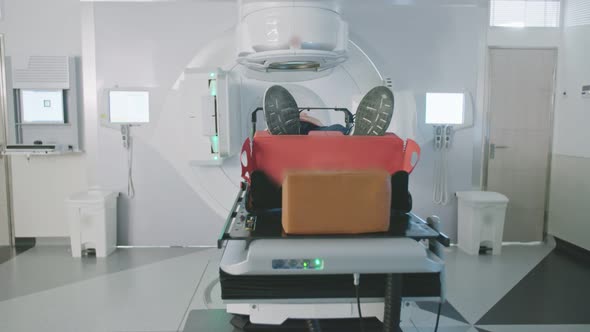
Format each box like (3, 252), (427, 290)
(456, 191), (509, 255)
(66, 190), (119, 258)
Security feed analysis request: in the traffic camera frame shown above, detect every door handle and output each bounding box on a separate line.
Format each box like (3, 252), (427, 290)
(490, 143), (509, 159)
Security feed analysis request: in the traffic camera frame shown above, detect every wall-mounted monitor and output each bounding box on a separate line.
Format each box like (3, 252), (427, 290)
(20, 89), (65, 124)
(425, 92), (465, 125)
(108, 90), (150, 124)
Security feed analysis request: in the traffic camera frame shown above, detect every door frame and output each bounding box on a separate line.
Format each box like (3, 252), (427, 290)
(481, 46), (558, 240)
(0, 34), (15, 246)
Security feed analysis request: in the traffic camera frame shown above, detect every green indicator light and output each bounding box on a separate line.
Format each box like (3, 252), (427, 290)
(209, 80), (217, 96)
(210, 135), (219, 153)
(209, 72), (215, 78)
(315, 259), (321, 265)
(303, 262), (308, 268)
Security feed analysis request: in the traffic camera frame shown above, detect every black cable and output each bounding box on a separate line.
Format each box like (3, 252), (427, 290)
(306, 319), (322, 332)
(383, 274), (401, 332)
(434, 300), (442, 332)
(355, 284), (366, 332)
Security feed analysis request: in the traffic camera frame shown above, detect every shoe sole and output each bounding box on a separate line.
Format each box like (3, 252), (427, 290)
(353, 86), (394, 136)
(263, 85), (301, 135)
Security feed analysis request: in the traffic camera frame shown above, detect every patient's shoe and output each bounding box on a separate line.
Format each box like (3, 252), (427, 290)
(264, 85), (301, 135)
(353, 86), (394, 136)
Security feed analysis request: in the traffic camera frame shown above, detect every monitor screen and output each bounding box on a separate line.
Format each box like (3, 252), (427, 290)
(425, 93), (465, 125)
(109, 90), (150, 124)
(20, 90), (65, 124)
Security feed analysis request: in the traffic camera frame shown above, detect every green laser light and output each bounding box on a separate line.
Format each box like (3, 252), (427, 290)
(210, 135), (219, 153)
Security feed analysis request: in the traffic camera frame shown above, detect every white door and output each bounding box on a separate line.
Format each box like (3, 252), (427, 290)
(486, 48), (556, 242)
(0, 37), (11, 246)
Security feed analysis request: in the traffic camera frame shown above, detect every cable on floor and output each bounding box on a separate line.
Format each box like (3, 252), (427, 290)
(434, 300), (442, 332)
(355, 283), (366, 332)
(127, 133), (135, 199)
(306, 319), (322, 332)
(353, 273), (366, 332)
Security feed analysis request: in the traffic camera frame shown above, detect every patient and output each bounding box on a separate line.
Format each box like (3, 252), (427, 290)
(263, 85), (394, 136)
(299, 112), (351, 135)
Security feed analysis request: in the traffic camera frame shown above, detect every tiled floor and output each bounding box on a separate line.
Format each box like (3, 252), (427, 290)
(0, 246), (15, 265)
(478, 249), (590, 325)
(0, 245), (33, 265)
(0, 240), (588, 332)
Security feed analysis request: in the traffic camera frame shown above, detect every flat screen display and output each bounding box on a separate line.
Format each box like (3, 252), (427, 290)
(109, 90), (150, 124)
(425, 93), (465, 125)
(20, 90), (65, 124)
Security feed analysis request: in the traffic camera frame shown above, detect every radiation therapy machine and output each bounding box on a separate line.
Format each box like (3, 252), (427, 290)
(176, 1), (451, 331)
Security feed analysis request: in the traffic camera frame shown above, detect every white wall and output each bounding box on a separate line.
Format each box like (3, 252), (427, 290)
(0, 37), (9, 244)
(11, 155), (86, 237)
(488, 27), (562, 48)
(0, 122), (9, 245)
(342, 3), (488, 240)
(552, 28), (590, 158)
(548, 154), (590, 251)
(0, 0), (87, 238)
(90, 2), (236, 246)
(0, 0), (81, 58)
(0, 164), (9, 245)
(548, 0), (590, 250)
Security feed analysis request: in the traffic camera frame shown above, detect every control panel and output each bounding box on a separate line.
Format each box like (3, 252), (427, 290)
(272, 258), (324, 270)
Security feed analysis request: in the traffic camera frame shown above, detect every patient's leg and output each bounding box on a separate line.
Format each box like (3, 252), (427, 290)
(301, 122), (349, 135)
(353, 86), (394, 136)
(313, 124), (349, 135)
(263, 85), (301, 135)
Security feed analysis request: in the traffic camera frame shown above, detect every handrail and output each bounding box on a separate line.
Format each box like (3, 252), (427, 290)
(217, 181), (248, 249)
(251, 106), (354, 138)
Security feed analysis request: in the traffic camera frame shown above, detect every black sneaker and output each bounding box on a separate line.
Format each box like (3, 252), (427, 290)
(353, 86), (394, 136)
(263, 85), (301, 135)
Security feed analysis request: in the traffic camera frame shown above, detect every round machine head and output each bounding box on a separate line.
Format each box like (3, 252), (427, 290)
(353, 86), (395, 136)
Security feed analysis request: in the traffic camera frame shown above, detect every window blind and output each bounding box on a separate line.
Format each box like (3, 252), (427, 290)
(490, 0), (561, 27)
(565, 0), (590, 27)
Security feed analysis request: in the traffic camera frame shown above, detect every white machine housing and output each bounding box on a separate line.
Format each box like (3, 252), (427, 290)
(221, 238), (444, 275)
(221, 238), (445, 325)
(237, 0), (348, 72)
(173, 0), (414, 221)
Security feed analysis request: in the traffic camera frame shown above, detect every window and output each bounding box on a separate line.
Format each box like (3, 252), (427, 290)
(565, 0), (590, 27)
(109, 90), (150, 124)
(490, 0), (561, 28)
(425, 93), (465, 125)
(20, 90), (65, 124)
